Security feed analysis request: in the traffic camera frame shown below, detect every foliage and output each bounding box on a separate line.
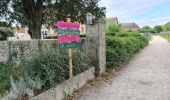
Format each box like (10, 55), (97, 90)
(153, 25), (163, 33)
(161, 33), (170, 42)
(0, 63), (11, 95)
(106, 21), (121, 35)
(0, 22), (11, 28)
(19, 49), (91, 92)
(0, 27), (14, 40)
(163, 22), (170, 31)
(116, 31), (141, 37)
(0, 0), (106, 39)
(106, 32), (149, 69)
(140, 26), (152, 33)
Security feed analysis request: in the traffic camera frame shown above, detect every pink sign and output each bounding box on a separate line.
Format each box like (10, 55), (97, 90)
(56, 22), (80, 29)
(58, 36), (80, 43)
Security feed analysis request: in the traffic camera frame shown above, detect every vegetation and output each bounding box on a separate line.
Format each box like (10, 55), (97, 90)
(106, 21), (121, 35)
(140, 26), (152, 33)
(0, 49), (91, 99)
(0, 27), (14, 40)
(0, 0), (106, 39)
(163, 22), (170, 31)
(153, 25), (163, 33)
(106, 32), (149, 69)
(0, 63), (11, 95)
(161, 32), (170, 42)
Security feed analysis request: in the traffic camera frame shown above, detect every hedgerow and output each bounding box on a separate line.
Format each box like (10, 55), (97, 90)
(106, 32), (149, 69)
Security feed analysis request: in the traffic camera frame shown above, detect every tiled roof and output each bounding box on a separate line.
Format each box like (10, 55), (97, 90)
(121, 23), (140, 30)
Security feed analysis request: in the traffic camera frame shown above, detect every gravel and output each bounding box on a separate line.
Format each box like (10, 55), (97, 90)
(74, 36), (170, 100)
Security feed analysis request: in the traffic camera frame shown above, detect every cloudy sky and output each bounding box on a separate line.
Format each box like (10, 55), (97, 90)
(99, 0), (170, 27)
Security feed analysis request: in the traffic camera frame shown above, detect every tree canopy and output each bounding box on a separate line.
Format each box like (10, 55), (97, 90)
(140, 26), (152, 33)
(153, 25), (163, 33)
(163, 22), (170, 31)
(0, 0), (106, 39)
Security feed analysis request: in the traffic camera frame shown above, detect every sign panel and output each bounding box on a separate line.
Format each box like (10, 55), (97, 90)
(56, 22), (80, 29)
(58, 42), (80, 49)
(58, 28), (80, 36)
(58, 36), (80, 43)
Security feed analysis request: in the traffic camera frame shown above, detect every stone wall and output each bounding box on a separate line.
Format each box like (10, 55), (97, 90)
(30, 67), (95, 100)
(0, 39), (86, 63)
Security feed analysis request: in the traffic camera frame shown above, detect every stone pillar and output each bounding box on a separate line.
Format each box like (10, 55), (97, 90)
(86, 18), (106, 75)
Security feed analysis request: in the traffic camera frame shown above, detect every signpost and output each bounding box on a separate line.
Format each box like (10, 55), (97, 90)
(58, 28), (80, 35)
(56, 18), (80, 79)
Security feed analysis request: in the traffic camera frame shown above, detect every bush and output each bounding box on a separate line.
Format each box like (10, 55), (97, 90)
(0, 63), (11, 95)
(106, 21), (121, 35)
(19, 49), (91, 92)
(106, 32), (149, 69)
(116, 31), (141, 37)
(0, 27), (14, 40)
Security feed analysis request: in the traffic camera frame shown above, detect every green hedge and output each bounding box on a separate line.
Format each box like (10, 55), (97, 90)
(106, 32), (149, 69)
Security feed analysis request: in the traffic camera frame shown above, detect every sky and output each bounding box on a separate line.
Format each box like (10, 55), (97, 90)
(99, 0), (170, 28)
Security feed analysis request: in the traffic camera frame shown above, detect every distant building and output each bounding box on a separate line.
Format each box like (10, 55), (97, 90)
(8, 27), (31, 41)
(41, 25), (57, 39)
(121, 22), (140, 31)
(107, 17), (119, 24)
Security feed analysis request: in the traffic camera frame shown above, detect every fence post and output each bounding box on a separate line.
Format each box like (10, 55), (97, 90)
(86, 18), (106, 76)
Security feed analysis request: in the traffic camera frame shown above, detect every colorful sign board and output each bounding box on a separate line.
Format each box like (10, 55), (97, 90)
(58, 28), (80, 36)
(56, 21), (81, 49)
(56, 22), (80, 29)
(58, 42), (80, 49)
(58, 36), (80, 43)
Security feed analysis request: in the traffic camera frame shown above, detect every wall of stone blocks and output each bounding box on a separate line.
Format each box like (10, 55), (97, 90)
(30, 67), (95, 100)
(0, 39), (87, 63)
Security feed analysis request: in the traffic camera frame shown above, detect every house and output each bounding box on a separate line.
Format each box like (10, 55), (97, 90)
(107, 17), (119, 24)
(121, 22), (140, 31)
(8, 27), (31, 40)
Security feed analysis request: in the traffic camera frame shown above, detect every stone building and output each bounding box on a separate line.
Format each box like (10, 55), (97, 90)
(121, 22), (140, 31)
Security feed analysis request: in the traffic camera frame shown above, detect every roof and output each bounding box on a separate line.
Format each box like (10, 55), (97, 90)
(107, 17), (119, 24)
(14, 27), (28, 34)
(121, 22), (140, 30)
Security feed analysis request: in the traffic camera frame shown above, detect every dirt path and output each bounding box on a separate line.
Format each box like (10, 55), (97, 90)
(74, 36), (170, 100)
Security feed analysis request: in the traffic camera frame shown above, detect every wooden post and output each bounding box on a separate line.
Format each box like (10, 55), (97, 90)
(66, 18), (73, 79)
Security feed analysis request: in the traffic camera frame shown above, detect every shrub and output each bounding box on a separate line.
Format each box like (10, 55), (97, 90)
(0, 63), (11, 95)
(116, 31), (141, 37)
(0, 27), (14, 40)
(106, 32), (149, 69)
(106, 21), (121, 35)
(19, 49), (91, 92)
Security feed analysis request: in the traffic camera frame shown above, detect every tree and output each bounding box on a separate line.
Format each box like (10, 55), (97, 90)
(140, 26), (152, 33)
(106, 21), (121, 35)
(153, 25), (163, 33)
(164, 22), (170, 31)
(0, 0), (106, 39)
(0, 21), (11, 28)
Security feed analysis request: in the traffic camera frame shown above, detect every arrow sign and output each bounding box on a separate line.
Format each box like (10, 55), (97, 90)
(58, 42), (80, 49)
(56, 22), (80, 29)
(58, 28), (80, 36)
(58, 36), (80, 43)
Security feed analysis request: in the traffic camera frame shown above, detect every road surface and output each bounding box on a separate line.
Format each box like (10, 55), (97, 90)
(74, 36), (170, 100)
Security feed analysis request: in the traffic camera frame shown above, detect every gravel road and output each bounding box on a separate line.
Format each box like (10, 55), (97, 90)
(74, 36), (170, 100)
